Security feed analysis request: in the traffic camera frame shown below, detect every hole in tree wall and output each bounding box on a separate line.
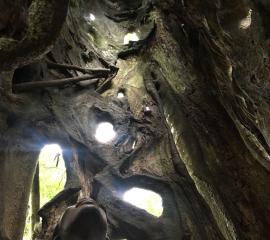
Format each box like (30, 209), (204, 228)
(123, 187), (163, 217)
(39, 144), (66, 205)
(95, 122), (117, 143)
(123, 32), (139, 44)
(23, 144), (66, 240)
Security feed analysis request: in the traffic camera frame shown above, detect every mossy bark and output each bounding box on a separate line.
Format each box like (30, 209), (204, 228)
(0, 0), (270, 240)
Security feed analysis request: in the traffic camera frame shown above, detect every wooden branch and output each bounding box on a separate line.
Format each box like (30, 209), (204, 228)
(118, 22), (156, 59)
(38, 187), (81, 218)
(13, 75), (99, 92)
(96, 55), (119, 72)
(96, 73), (117, 93)
(46, 60), (111, 75)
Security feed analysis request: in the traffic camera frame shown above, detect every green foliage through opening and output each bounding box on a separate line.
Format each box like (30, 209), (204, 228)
(23, 144), (66, 240)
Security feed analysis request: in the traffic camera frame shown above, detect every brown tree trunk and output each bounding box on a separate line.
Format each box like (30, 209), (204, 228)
(0, 0), (270, 240)
(31, 163), (40, 236)
(0, 132), (40, 240)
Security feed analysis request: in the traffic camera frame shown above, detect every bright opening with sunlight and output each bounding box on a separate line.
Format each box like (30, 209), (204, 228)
(117, 91), (125, 98)
(123, 187), (163, 217)
(239, 9), (252, 29)
(123, 32), (139, 44)
(24, 144), (66, 240)
(95, 122), (116, 143)
(39, 144), (66, 205)
(89, 13), (96, 21)
(85, 13), (96, 22)
(145, 106), (151, 112)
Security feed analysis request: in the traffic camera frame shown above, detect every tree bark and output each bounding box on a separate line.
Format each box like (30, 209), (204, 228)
(31, 163), (40, 236)
(0, 0), (270, 240)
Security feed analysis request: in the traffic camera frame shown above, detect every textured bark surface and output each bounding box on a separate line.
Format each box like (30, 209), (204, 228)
(0, 0), (270, 240)
(31, 163), (40, 235)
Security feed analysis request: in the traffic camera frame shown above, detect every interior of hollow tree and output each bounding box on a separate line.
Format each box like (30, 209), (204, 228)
(16, 1), (172, 237)
(1, 0), (270, 240)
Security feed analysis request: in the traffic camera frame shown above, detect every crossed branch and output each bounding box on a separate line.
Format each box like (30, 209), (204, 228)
(12, 60), (117, 92)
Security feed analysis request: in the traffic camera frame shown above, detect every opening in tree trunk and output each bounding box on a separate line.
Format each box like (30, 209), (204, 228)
(1, 0), (270, 240)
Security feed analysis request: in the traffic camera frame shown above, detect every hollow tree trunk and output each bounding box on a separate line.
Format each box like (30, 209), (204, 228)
(0, 0), (270, 240)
